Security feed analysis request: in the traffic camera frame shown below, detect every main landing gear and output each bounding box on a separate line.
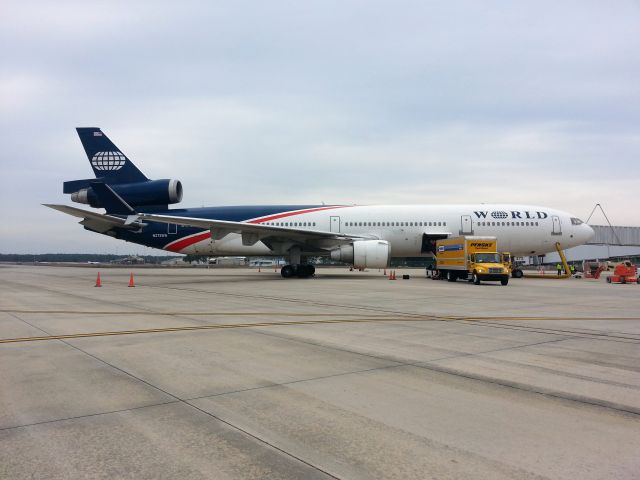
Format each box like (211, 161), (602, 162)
(281, 264), (315, 278)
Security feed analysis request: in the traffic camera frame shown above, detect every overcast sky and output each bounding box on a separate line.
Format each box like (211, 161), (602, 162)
(1, 0), (639, 254)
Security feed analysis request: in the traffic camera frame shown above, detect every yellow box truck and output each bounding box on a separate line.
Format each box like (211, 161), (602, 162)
(436, 236), (510, 285)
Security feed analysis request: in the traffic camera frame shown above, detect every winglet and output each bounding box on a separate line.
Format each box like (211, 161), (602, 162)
(90, 182), (136, 215)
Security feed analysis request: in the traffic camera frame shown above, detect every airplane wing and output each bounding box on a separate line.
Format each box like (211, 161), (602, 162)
(44, 204), (145, 233)
(137, 212), (376, 246)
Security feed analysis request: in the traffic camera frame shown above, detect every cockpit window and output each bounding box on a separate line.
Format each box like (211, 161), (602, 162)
(570, 217), (584, 225)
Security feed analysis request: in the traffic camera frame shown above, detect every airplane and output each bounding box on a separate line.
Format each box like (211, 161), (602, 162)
(45, 128), (595, 278)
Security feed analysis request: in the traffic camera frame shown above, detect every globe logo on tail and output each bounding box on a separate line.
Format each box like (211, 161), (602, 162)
(91, 151), (126, 171)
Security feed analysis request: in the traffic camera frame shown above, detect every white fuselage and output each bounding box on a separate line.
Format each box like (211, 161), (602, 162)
(176, 204), (594, 257)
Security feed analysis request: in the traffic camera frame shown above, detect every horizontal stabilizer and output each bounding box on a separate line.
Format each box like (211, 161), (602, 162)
(43, 204), (145, 231)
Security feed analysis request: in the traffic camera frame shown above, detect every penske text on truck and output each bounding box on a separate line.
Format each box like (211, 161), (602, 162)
(435, 236), (510, 285)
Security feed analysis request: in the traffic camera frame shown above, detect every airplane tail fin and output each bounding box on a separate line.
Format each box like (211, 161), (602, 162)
(76, 128), (148, 184)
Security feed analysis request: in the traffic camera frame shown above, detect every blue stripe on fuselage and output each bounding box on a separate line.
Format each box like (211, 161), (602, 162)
(111, 205), (326, 251)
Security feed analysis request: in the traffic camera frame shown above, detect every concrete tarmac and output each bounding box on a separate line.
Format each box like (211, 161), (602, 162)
(0, 265), (639, 479)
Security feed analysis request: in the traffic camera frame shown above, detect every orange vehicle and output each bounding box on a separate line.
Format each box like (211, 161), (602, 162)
(606, 261), (638, 284)
(583, 261), (607, 279)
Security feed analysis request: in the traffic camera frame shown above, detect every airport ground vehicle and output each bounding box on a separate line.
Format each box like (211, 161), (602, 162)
(582, 260), (607, 279)
(436, 236), (510, 285)
(606, 261), (639, 284)
(501, 252), (524, 278)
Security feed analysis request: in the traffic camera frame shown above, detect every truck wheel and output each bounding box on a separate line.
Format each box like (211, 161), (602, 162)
(512, 269), (523, 278)
(501, 277), (509, 286)
(472, 272), (480, 285)
(447, 271), (456, 282)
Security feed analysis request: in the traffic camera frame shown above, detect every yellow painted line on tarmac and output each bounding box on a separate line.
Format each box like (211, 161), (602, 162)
(0, 317), (433, 344)
(1, 315), (639, 344)
(2, 310), (637, 322)
(445, 316), (640, 321)
(0, 310), (402, 317)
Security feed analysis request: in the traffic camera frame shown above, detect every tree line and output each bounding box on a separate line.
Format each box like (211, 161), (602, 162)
(0, 253), (182, 264)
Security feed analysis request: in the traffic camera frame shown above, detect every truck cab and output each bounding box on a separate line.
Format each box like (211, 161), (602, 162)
(469, 252), (510, 285)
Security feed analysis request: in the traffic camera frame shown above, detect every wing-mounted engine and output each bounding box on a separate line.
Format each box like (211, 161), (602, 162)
(65, 179), (183, 209)
(330, 240), (391, 268)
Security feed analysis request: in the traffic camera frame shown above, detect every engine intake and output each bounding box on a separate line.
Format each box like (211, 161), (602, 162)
(71, 179), (183, 208)
(330, 240), (391, 269)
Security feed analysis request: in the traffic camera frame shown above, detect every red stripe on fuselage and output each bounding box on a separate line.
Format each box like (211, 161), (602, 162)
(163, 205), (350, 253)
(165, 231), (211, 252)
(246, 205), (349, 224)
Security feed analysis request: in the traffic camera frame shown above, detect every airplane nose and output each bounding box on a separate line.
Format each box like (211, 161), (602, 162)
(584, 224), (595, 242)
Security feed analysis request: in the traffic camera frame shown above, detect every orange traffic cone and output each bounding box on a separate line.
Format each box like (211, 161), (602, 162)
(95, 272), (102, 287)
(128, 272), (135, 287)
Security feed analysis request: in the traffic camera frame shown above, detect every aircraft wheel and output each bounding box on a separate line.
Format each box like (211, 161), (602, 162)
(472, 272), (481, 285)
(281, 265), (294, 278)
(297, 264), (315, 278)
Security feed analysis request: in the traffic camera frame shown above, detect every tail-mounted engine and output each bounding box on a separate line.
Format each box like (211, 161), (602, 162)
(330, 240), (391, 269)
(66, 179), (183, 208)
